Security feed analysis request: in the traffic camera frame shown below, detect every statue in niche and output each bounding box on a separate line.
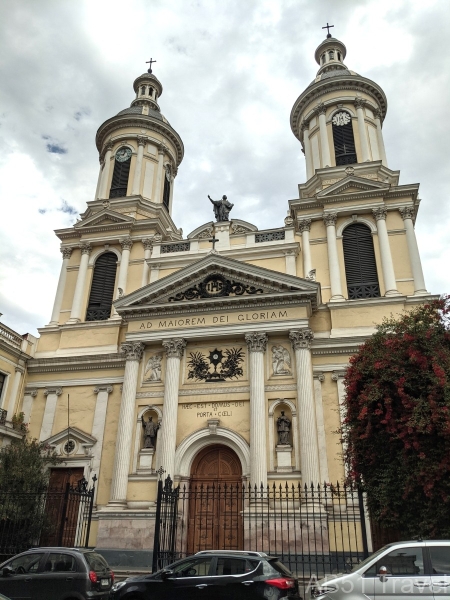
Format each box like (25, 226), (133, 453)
(144, 354), (162, 382)
(142, 415), (160, 449)
(277, 411), (291, 446)
(272, 345), (292, 375)
(208, 194), (234, 222)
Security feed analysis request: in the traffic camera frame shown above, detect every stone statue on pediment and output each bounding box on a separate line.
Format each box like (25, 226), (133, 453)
(208, 194), (234, 222)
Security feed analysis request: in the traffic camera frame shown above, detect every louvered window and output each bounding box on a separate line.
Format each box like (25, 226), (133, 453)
(109, 147), (131, 198)
(163, 176), (170, 210)
(332, 111), (357, 166)
(343, 223), (380, 299)
(86, 252), (117, 321)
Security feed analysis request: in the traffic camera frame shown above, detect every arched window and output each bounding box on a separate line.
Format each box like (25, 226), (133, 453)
(329, 50), (334, 60)
(343, 223), (380, 299)
(109, 147), (131, 198)
(163, 166), (171, 210)
(141, 86), (145, 95)
(332, 111), (357, 165)
(86, 252), (117, 321)
(149, 86), (154, 97)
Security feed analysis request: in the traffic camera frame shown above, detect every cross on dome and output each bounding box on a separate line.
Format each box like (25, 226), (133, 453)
(322, 22), (334, 38)
(146, 57), (157, 73)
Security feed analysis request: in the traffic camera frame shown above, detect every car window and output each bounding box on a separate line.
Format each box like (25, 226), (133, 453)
(171, 557), (212, 577)
(269, 559), (293, 577)
(370, 547), (425, 576)
(429, 546), (450, 575)
(5, 553), (44, 574)
(43, 553), (77, 573)
(84, 552), (109, 571)
(215, 558), (250, 575)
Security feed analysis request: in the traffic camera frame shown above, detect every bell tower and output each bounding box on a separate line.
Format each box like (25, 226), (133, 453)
(94, 63), (184, 215)
(290, 30), (388, 179)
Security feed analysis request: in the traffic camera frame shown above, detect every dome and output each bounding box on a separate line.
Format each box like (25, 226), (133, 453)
(116, 105), (170, 124)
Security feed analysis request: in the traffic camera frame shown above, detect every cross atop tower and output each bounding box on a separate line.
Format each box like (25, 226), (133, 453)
(322, 23), (334, 38)
(146, 58), (157, 73)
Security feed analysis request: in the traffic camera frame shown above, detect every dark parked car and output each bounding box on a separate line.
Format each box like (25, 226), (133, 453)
(0, 546), (114, 600)
(111, 550), (300, 599)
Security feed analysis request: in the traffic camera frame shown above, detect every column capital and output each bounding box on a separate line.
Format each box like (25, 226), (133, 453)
(162, 338), (187, 359)
(104, 140), (114, 152)
(120, 236), (134, 251)
(314, 102), (326, 116)
(25, 388), (38, 398)
(399, 206), (415, 221)
(44, 387), (62, 397)
(300, 119), (310, 132)
(15, 366), (25, 374)
(245, 332), (268, 353)
(80, 243), (92, 256)
(142, 238), (153, 251)
(297, 218), (312, 233)
(61, 247), (73, 260)
(121, 342), (145, 361)
(137, 135), (147, 146)
(323, 212), (337, 227)
(373, 108), (383, 121)
(332, 371), (346, 381)
(94, 385), (114, 394)
(158, 144), (167, 155)
(314, 373), (325, 383)
(289, 329), (314, 350)
(354, 97), (367, 109)
(372, 206), (387, 221)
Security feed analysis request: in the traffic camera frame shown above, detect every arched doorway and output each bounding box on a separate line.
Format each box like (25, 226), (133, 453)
(187, 445), (243, 552)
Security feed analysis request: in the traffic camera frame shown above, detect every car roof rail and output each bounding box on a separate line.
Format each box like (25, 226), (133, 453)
(195, 550), (268, 557)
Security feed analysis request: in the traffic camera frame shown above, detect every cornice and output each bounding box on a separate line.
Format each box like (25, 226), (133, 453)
(27, 353), (126, 374)
(0, 338), (31, 363)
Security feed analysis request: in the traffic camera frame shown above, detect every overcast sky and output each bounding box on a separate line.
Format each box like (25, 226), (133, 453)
(1, 0), (449, 337)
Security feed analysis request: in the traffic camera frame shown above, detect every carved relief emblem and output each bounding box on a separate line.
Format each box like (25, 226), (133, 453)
(188, 347), (244, 382)
(271, 345), (292, 375)
(169, 273), (263, 302)
(144, 354), (162, 382)
(332, 112), (351, 126)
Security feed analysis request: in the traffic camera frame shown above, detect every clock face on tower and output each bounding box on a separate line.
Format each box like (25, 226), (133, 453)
(115, 147), (132, 162)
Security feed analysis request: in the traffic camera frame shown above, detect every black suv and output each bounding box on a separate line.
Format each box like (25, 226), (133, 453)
(0, 547), (114, 600)
(111, 550), (300, 599)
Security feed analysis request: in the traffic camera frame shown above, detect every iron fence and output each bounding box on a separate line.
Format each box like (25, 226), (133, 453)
(152, 478), (370, 580)
(0, 476), (95, 562)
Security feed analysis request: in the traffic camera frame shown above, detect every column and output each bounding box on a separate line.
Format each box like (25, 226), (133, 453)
(245, 332), (268, 488)
(354, 98), (370, 162)
(374, 109), (388, 167)
(22, 388), (37, 426)
(168, 168), (175, 214)
(154, 145), (166, 203)
(141, 238), (153, 287)
(289, 329), (320, 486)
(157, 338), (186, 478)
(316, 103), (331, 168)
(116, 237), (133, 297)
(91, 385), (113, 501)
(131, 136), (146, 195)
(372, 207), (400, 296)
(6, 366), (25, 421)
(108, 343), (144, 507)
(94, 158), (103, 200)
(49, 247), (73, 326)
(323, 213), (344, 300)
(298, 219), (312, 278)
(67, 243), (92, 323)
(399, 207), (427, 295)
(39, 387), (62, 441)
(301, 121), (314, 179)
(99, 141), (113, 200)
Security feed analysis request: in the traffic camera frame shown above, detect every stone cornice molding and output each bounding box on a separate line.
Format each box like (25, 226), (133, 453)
(80, 243), (92, 256)
(61, 247), (73, 260)
(399, 206), (415, 221)
(120, 236), (134, 251)
(289, 328), (314, 350)
(137, 136), (147, 146)
(94, 385), (114, 394)
(323, 213), (338, 227)
(372, 207), (387, 221)
(28, 353), (126, 374)
(245, 332), (268, 353)
(121, 342), (145, 361)
(162, 338), (187, 359)
(297, 218), (312, 233)
(44, 387), (62, 397)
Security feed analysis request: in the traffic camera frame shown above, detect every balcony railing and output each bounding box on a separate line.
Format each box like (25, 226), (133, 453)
(0, 409), (7, 426)
(0, 323), (22, 348)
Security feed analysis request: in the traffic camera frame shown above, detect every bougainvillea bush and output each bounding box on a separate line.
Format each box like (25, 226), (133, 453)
(342, 297), (450, 538)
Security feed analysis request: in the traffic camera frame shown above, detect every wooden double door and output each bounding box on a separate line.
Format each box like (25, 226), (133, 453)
(187, 445), (243, 553)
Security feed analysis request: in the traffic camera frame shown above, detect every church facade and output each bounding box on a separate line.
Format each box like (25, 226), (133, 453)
(0, 34), (433, 552)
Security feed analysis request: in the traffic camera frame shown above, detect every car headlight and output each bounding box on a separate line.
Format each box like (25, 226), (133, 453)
(111, 580), (127, 591)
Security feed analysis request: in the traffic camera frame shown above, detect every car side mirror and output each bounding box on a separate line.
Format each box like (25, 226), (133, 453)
(378, 566), (388, 582)
(161, 569), (174, 580)
(2, 566), (13, 577)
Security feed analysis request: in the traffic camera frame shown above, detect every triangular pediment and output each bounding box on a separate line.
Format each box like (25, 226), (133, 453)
(44, 427), (97, 457)
(74, 209), (135, 229)
(115, 253), (321, 316)
(317, 176), (390, 199)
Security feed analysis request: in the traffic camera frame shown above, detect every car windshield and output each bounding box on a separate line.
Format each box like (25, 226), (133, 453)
(84, 552), (110, 572)
(350, 547), (391, 573)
